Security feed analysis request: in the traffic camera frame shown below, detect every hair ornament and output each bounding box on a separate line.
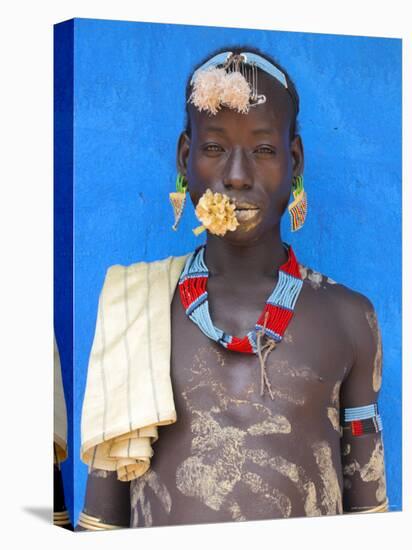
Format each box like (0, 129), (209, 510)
(188, 51), (288, 116)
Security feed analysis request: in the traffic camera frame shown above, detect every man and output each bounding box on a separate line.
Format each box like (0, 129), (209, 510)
(77, 45), (387, 530)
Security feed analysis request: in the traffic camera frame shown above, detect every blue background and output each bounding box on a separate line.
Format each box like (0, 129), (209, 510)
(54, 18), (402, 526)
(54, 19), (74, 516)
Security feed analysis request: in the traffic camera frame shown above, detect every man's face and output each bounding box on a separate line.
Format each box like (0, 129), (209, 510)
(178, 71), (303, 246)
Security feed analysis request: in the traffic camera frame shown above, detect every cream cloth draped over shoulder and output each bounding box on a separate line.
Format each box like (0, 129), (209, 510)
(54, 333), (68, 465)
(80, 253), (190, 482)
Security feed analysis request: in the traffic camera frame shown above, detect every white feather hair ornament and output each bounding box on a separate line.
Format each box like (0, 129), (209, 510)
(188, 64), (252, 115)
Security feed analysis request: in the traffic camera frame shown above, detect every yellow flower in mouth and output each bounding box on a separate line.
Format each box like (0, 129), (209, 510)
(194, 189), (239, 236)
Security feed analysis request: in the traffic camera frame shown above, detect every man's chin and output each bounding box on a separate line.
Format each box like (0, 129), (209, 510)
(216, 222), (267, 246)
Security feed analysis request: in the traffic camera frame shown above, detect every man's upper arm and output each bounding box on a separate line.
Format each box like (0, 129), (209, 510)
(338, 291), (388, 513)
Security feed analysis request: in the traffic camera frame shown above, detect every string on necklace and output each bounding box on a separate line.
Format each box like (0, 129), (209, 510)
(257, 311), (277, 399)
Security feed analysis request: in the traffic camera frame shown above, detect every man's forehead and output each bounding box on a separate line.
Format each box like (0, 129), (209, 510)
(189, 99), (291, 136)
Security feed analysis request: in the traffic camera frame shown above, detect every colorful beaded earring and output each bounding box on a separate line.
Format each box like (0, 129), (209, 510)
(288, 175), (307, 231)
(169, 173), (188, 231)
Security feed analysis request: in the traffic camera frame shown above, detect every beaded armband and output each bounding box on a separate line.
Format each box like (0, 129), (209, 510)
(342, 403), (383, 436)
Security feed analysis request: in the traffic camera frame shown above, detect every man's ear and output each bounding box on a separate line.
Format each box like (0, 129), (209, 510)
(177, 131), (191, 175)
(291, 134), (304, 177)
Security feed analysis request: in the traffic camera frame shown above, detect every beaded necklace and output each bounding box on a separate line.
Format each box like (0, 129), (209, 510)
(178, 243), (304, 398)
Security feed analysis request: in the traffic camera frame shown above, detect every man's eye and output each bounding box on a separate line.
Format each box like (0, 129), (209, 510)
(255, 146), (275, 155)
(203, 144), (224, 152)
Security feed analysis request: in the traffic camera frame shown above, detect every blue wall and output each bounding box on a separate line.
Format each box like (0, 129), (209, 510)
(58, 18), (402, 525)
(54, 19), (74, 519)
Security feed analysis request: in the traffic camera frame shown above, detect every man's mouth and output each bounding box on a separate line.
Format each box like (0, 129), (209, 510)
(234, 201), (260, 210)
(234, 203), (260, 221)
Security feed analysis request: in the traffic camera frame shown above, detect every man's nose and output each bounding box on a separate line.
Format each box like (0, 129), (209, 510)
(222, 148), (253, 191)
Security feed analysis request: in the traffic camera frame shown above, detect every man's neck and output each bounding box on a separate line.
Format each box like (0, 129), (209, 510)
(203, 227), (288, 284)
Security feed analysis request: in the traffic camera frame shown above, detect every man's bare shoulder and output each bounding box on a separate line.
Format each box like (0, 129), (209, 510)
(298, 262), (375, 323)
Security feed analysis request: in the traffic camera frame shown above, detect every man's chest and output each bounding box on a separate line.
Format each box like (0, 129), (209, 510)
(129, 286), (349, 527)
(171, 280), (352, 412)
(168, 279), (351, 488)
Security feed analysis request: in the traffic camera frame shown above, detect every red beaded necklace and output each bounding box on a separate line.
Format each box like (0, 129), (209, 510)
(178, 243), (303, 397)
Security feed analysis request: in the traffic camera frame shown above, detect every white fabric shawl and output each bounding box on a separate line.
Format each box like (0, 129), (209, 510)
(80, 253), (190, 481)
(54, 333), (68, 465)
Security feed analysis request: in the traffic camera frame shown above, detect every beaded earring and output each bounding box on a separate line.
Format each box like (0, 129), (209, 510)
(288, 175), (307, 231)
(169, 173), (188, 231)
